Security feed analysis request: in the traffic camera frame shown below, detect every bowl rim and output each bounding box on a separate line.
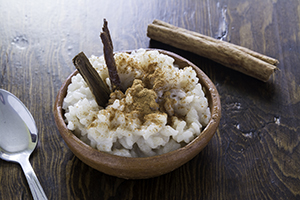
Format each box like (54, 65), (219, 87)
(54, 48), (221, 179)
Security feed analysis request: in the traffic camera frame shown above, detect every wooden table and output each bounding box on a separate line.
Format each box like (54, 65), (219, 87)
(1, 0), (299, 199)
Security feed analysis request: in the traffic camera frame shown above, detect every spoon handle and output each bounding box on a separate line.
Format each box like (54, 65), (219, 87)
(19, 157), (48, 200)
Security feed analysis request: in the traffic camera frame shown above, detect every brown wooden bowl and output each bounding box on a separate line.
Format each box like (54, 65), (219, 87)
(53, 49), (221, 179)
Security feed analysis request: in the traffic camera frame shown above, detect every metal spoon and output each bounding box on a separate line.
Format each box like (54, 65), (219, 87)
(0, 89), (47, 200)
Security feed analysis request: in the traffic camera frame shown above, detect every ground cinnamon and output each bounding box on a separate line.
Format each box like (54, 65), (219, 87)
(125, 79), (159, 123)
(147, 19), (279, 82)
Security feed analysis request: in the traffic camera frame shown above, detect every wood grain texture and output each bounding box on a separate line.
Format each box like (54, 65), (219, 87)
(0, 0), (299, 199)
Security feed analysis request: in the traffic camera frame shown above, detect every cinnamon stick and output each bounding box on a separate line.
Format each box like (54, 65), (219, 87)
(147, 19), (279, 82)
(100, 19), (121, 91)
(102, 19), (113, 49)
(73, 52), (110, 107)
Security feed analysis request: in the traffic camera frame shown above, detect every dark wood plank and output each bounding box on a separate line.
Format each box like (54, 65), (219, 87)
(0, 0), (299, 199)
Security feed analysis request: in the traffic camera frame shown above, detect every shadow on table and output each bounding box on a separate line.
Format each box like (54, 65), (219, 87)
(66, 144), (218, 200)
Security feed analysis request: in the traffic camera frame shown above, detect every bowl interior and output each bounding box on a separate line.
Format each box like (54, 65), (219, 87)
(54, 49), (221, 179)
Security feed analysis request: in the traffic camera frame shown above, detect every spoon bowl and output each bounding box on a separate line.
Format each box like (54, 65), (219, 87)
(0, 89), (47, 200)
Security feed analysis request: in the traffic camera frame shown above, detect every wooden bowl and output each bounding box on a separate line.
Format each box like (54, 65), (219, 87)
(54, 49), (221, 179)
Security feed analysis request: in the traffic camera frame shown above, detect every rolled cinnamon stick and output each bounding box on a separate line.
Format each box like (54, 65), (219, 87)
(100, 19), (121, 91)
(73, 52), (110, 107)
(147, 19), (279, 82)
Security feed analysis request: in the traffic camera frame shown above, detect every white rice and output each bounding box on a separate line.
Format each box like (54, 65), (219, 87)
(63, 49), (211, 157)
